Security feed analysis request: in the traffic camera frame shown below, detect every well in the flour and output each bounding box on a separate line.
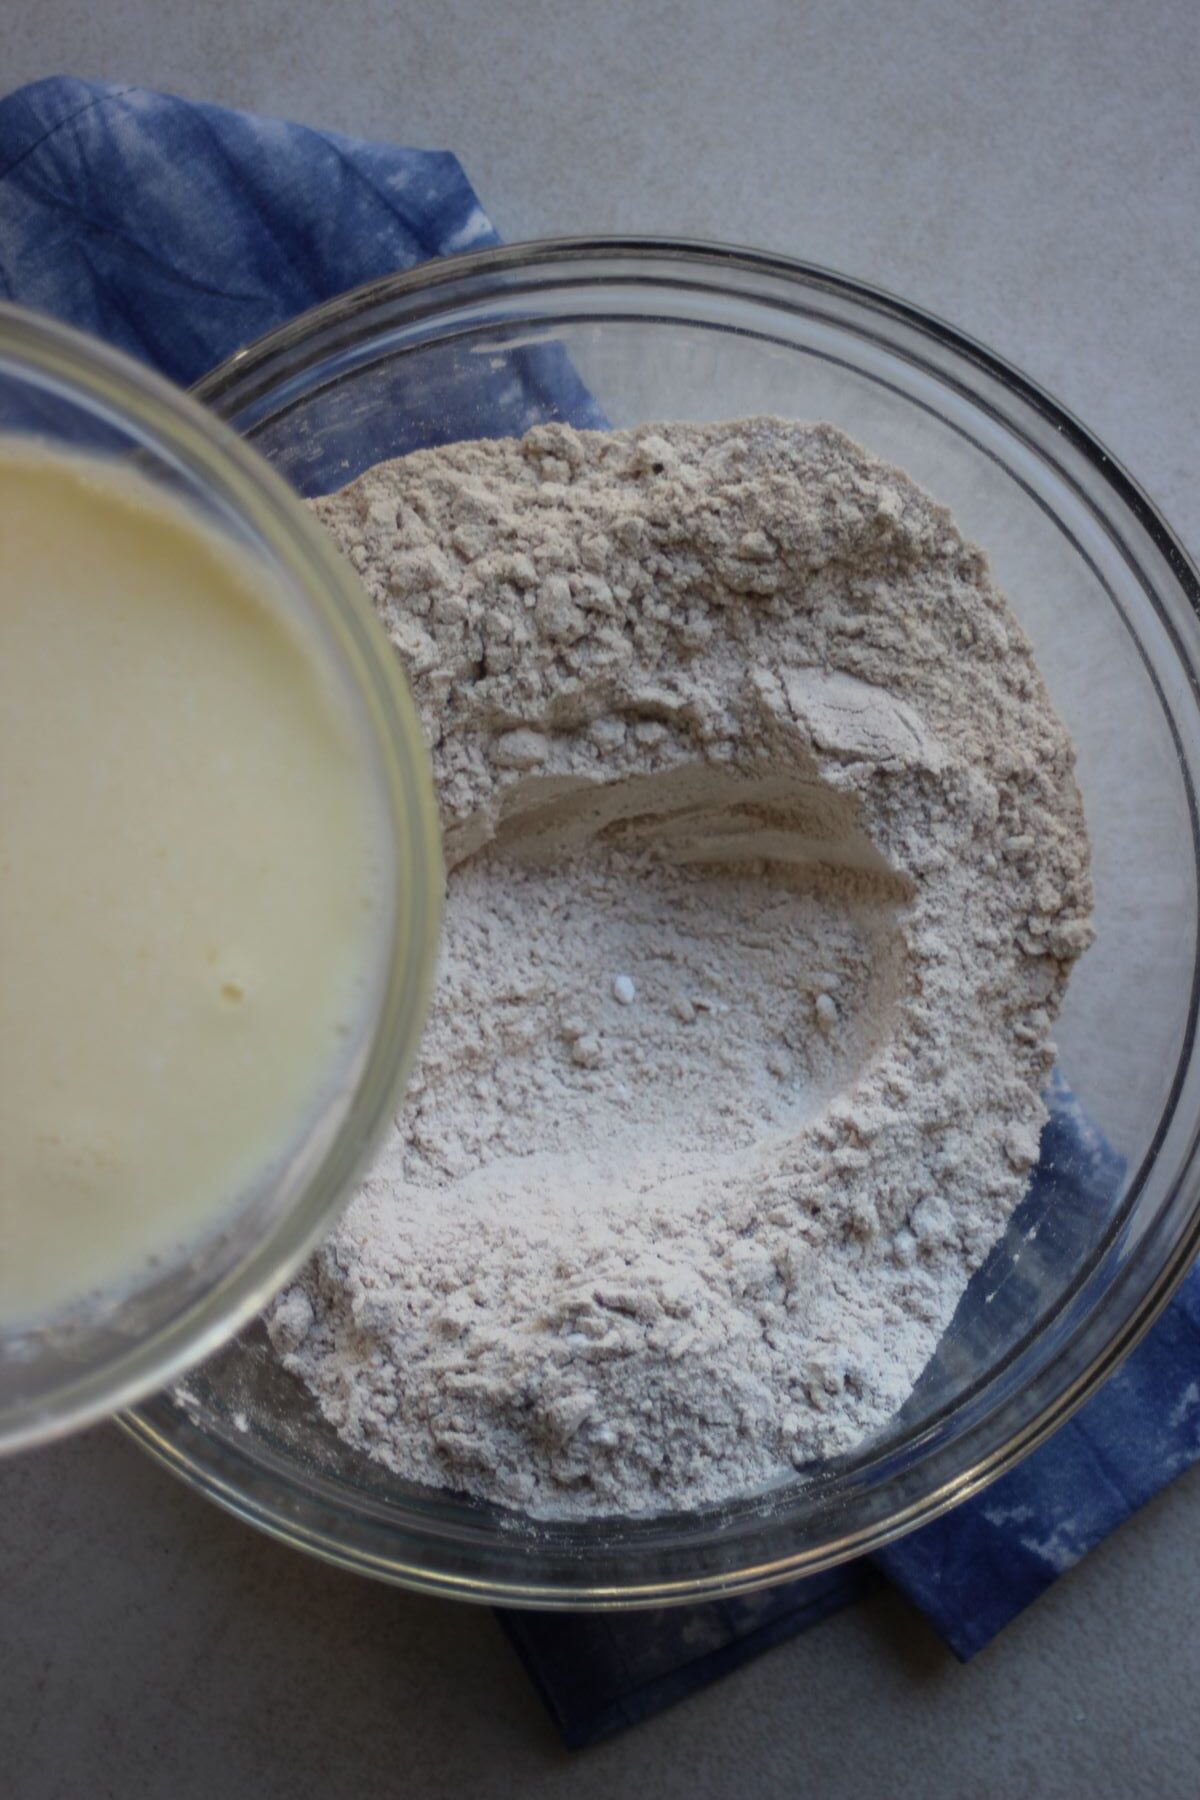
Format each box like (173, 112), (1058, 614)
(266, 416), (1092, 1517)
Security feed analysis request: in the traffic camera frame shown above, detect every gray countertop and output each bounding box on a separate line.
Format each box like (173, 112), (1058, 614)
(3, 3), (1199, 1794)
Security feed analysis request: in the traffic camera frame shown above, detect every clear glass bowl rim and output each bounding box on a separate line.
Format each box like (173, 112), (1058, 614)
(121, 236), (1200, 1608)
(0, 302), (443, 1450)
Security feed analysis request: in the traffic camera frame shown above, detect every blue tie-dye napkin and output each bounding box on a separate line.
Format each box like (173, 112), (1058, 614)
(4, 74), (1199, 1752)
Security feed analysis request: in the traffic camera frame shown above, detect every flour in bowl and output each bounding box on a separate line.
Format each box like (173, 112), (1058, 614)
(267, 418), (1092, 1517)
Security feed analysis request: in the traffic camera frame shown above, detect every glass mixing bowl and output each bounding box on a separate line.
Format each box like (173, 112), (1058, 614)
(121, 240), (1200, 1607)
(0, 305), (441, 1452)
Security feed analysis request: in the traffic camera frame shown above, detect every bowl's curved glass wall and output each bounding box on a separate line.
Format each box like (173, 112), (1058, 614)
(124, 243), (1200, 1607)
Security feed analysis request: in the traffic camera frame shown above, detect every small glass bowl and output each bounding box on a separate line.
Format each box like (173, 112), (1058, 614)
(121, 240), (1200, 1607)
(0, 304), (442, 1452)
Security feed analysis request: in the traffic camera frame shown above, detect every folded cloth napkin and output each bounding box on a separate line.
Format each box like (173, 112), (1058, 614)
(5, 74), (1200, 1752)
(0, 79), (495, 383)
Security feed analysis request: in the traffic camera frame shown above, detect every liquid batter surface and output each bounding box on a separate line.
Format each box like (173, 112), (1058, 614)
(0, 447), (385, 1325)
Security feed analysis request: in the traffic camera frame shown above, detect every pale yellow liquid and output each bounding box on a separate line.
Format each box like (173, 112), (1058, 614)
(0, 447), (386, 1325)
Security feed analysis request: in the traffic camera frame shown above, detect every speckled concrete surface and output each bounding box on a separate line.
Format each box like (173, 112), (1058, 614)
(3, 1430), (1197, 1798)
(3, 3), (1199, 1794)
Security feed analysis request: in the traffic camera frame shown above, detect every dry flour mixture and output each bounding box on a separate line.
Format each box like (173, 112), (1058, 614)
(267, 418), (1092, 1517)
